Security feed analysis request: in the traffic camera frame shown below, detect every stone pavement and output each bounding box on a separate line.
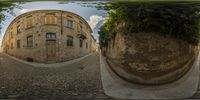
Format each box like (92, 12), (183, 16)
(0, 53), (110, 99)
(0, 52), (200, 100)
(100, 53), (200, 99)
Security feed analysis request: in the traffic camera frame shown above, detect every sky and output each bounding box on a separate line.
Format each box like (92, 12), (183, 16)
(0, 1), (108, 46)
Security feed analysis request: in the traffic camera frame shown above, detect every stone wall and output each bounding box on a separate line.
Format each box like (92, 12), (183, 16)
(1, 10), (96, 63)
(105, 32), (199, 85)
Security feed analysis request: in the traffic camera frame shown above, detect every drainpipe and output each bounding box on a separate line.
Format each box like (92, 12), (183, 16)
(59, 11), (63, 62)
(61, 11), (63, 35)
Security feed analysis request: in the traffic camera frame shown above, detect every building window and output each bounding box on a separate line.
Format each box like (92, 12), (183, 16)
(67, 20), (73, 29)
(45, 16), (57, 24)
(67, 35), (73, 47)
(27, 19), (33, 28)
(67, 15), (72, 18)
(17, 25), (21, 34)
(86, 42), (88, 48)
(11, 43), (13, 49)
(79, 39), (83, 48)
(27, 36), (33, 47)
(80, 25), (83, 32)
(10, 32), (13, 39)
(17, 40), (20, 48)
(46, 33), (56, 40)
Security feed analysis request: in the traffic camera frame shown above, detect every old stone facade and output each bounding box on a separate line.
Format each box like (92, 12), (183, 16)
(104, 32), (199, 85)
(1, 10), (96, 63)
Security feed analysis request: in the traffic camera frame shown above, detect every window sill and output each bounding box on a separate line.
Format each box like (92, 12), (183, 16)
(66, 46), (74, 49)
(65, 26), (74, 30)
(67, 46), (73, 48)
(46, 39), (56, 41)
(27, 47), (34, 49)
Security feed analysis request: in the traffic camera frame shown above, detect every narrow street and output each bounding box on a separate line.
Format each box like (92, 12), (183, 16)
(0, 53), (109, 99)
(0, 52), (200, 100)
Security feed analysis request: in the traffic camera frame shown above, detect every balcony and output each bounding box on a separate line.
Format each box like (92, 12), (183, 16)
(77, 31), (87, 39)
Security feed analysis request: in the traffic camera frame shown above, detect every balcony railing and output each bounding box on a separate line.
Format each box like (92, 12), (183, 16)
(77, 31), (87, 39)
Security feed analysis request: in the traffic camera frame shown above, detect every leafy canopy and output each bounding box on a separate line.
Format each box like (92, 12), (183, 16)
(99, 1), (200, 48)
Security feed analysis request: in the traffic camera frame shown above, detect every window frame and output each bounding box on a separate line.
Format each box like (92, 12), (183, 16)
(67, 35), (73, 47)
(67, 19), (73, 29)
(46, 33), (56, 40)
(86, 42), (88, 49)
(17, 40), (20, 48)
(80, 25), (83, 32)
(27, 36), (33, 48)
(79, 39), (83, 48)
(45, 16), (57, 25)
(10, 32), (13, 39)
(17, 25), (21, 34)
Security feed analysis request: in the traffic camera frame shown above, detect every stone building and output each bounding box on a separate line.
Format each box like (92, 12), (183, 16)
(104, 32), (199, 85)
(1, 10), (97, 63)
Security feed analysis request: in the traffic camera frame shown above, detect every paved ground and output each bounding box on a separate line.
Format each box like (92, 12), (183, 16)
(100, 54), (200, 99)
(0, 52), (200, 100)
(0, 53), (110, 99)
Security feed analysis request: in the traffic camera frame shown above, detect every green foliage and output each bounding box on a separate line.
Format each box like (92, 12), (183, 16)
(0, 1), (20, 31)
(99, 8), (125, 48)
(99, 26), (108, 49)
(99, 1), (200, 48)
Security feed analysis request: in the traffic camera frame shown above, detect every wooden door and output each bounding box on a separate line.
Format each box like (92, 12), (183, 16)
(47, 41), (56, 61)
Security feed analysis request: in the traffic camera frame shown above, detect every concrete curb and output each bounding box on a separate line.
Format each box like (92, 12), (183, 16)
(1, 53), (93, 67)
(100, 53), (200, 99)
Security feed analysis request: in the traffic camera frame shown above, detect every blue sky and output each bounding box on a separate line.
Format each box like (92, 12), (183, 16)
(0, 1), (108, 46)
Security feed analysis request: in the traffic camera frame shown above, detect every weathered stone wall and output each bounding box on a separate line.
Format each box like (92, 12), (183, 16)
(1, 10), (96, 63)
(105, 32), (199, 85)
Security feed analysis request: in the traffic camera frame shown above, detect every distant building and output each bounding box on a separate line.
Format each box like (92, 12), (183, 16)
(1, 10), (96, 63)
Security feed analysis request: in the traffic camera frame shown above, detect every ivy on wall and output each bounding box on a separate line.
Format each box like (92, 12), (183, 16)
(99, 1), (200, 48)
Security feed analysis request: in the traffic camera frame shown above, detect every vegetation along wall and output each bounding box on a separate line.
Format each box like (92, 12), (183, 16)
(99, 1), (200, 85)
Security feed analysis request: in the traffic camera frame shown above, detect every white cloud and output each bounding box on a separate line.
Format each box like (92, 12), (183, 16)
(87, 15), (105, 30)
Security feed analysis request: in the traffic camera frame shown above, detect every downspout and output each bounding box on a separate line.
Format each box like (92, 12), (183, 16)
(60, 11), (63, 62)
(61, 11), (63, 35)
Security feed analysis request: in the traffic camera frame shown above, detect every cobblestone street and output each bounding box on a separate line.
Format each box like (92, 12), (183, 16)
(0, 52), (200, 100)
(0, 53), (110, 99)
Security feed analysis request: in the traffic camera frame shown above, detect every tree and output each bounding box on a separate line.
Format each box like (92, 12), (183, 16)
(99, 1), (200, 47)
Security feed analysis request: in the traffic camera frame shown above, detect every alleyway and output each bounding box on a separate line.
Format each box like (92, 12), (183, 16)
(0, 53), (109, 99)
(0, 52), (200, 99)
